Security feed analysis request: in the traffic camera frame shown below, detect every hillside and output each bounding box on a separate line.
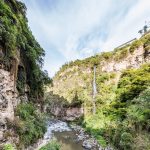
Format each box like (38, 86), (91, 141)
(0, 0), (50, 149)
(1, 0), (150, 149)
(49, 34), (150, 149)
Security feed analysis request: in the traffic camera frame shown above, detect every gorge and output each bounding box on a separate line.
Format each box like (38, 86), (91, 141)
(0, 0), (150, 150)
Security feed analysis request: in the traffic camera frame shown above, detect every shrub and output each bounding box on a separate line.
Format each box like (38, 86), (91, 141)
(15, 103), (46, 147)
(97, 73), (109, 83)
(133, 133), (150, 150)
(3, 144), (15, 150)
(117, 64), (150, 102)
(101, 52), (113, 60)
(114, 48), (128, 61)
(119, 132), (133, 150)
(39, 140), (60, 150)
(127, 88), (150, 131)
(96, 135), (107, 147)
(129, 40), (142, 54)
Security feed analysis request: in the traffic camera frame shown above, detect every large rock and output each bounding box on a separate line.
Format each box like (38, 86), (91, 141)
(82, 139), (97, 149)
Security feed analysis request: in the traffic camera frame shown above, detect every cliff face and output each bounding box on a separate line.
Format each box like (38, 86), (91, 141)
(0, 0), (49, 148)
(52, 43), (150, 103)
(101, 46), (149, 72)
(50, 106), (83, 121)
(45, 92), (83, 121)
(0, 69), (20, 144)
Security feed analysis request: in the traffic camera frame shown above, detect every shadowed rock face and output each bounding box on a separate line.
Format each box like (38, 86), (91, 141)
(64, 107), (84, 121)
(50, 106), (83, 121)
(45, 91), (83, 121)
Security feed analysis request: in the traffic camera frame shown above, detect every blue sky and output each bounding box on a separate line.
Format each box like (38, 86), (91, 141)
(21, 0), (150, 77)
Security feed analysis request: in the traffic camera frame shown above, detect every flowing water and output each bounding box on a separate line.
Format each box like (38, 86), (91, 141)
(45, 120), (86, 150)
(93, 65), (97, 99)
(54, 131), (86, 150)
(27, 119), (113, 150)
(29, 120), (87, 150)
(92, 65), (97, 114)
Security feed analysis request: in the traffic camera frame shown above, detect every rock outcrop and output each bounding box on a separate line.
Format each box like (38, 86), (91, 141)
(51, 106), (84, 121)
(101, 46), (149, 72)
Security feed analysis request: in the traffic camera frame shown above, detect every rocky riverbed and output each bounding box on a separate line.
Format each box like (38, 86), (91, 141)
(27, 119), (113, 150)
(71, 125), (113, 150)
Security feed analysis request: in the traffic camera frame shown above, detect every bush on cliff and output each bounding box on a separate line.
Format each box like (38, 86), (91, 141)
(14, 103), (46, 147)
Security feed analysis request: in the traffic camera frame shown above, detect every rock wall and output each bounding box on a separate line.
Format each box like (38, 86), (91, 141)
(64, 107), (84, 121)
(0, 69), (18, 145)
(101, 46), (149, 72)
(50, 106), (83, 121)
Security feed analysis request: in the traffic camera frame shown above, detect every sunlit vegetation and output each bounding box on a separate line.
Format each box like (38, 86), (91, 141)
(3, 144), (15, 150)
(52, 34), (150, 149)
(129, 40), (143, 53)
(117, 64), (150, 102)
(83, 64), (150, 149)
(39, 140), (61, 150)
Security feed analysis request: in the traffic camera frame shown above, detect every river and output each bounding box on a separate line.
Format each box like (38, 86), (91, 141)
(54, 131), (85, 150)
(27, 119), (112, 150)
(43, 120), (93, 150)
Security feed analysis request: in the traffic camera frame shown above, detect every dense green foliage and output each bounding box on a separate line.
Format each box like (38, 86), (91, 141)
(83, 64), (150, 149)
(0, 0), (51, 100)
(117, 64), (150, 102)
(0, 0), (51, 148)
(39, 140), (60, 150)
(13, 103), (46, 147)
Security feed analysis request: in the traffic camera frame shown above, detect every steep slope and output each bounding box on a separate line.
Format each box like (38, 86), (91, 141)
(52, 34), (150, 109)
(0, 0), (50, 149)
(50, 34), (150, 149)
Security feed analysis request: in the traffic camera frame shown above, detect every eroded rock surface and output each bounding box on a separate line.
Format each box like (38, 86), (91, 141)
(0, 69), (17, 145)
(101, 46), (149, 72)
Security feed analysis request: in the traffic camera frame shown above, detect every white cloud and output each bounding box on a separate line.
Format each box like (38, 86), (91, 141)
(21, 0), (150, 77)
(101, 0), (150, 51)
(80, 48), (95, 58)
